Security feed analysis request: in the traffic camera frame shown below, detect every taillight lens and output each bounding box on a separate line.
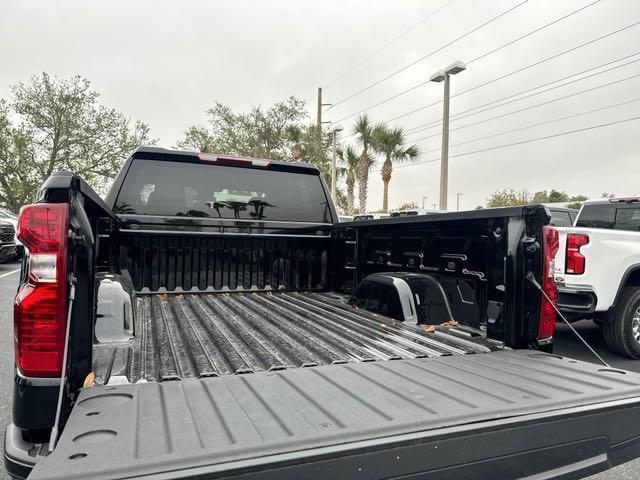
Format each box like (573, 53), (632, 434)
(14, 203), (68, 377)
(538, 226), (559, 341)
(566, 233), (589, 275)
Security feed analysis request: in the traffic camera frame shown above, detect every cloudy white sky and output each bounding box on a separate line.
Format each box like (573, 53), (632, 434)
(1, 0), (639, 210)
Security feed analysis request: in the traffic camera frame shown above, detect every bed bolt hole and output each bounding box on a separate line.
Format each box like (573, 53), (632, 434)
(86, 411), (100, 416)
(69, 453), (87, 460)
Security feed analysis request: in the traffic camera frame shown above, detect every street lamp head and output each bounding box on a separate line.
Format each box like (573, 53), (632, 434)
(429, 70), (445, 83)
(445, 60), (466, 75)
(332, 124), (344, 133)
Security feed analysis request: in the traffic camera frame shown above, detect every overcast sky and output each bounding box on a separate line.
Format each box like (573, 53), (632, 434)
(1, 0), (639, 210)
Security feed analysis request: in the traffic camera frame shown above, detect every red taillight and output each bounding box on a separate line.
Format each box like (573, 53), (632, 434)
(538, 226), (559, 341)
(565, 233), (589, 275)
(14, 203), (68, 377)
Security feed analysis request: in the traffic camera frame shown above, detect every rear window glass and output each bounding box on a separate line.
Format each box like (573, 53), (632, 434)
(576, 205), (615, 229)
(114, 159), (333, 223)
(549, 211), (572, 227)
(576, 204), (640, 231)
(615, 207), (640, 231)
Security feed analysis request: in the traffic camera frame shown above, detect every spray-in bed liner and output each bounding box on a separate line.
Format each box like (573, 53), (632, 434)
(93, 291), (498, 384)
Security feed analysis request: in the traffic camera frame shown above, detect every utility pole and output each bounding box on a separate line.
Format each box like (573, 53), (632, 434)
(456, 193), (463, 211)
(430, 61), (466, 211)
(316, 87), (322, 129)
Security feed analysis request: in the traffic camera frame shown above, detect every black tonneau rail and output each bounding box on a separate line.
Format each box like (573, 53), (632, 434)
(28, 351), (640, 480)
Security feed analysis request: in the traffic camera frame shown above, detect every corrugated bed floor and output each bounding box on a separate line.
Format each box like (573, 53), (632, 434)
(93, 291), (496, 384)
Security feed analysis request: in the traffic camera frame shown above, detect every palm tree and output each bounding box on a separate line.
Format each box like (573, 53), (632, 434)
(372, 124), (419, 213)
(338, 145), (359, 214)
(353, 114), (375, 213)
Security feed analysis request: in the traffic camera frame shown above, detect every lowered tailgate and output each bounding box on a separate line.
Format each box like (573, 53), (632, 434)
(30, 351), (640, 480)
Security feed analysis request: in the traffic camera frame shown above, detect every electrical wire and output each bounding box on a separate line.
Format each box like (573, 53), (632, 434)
(384, 17), (640, 124)
(408, 71), (640, 143)
(322, 0), (456, 90)
(419, 97), (640, 153)
(327, 0), (529, 110)
(406, 52), (640, 136)
(334, 0), (601, 123)
(376, 114), (640, 172)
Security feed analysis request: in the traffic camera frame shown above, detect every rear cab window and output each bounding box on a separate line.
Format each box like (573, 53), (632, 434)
(576, 203), (640, 231)
(114, 159), (333, 223)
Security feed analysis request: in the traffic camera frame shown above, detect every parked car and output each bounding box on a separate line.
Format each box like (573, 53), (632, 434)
(553, 197), (640, 357)
(0, 219), (16, 263)
(353, 212), (390, 220)
(6, 147), (640, 480)
(0, 208), (24, 258)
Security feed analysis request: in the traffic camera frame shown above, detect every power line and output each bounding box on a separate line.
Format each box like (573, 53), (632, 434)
(374, 114), (640, 172)
(466, 0), (600, 65)
(334, 0), (601, 123)
(385, 17), (640, 124)
(406, 52), (640, 136)
(323, 0), (456, 90)
(327, 0), (529, 111)
(409, 71), (640, 143)
(420, 97), (640, 153)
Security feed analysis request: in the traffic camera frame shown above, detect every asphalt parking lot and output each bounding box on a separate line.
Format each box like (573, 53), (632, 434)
(0, 258), (638, 479)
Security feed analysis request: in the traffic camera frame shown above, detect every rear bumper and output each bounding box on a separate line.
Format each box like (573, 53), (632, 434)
(557, 287), (597, 317)
(0, 243), (16, 262)
(3, 423), (45, 480)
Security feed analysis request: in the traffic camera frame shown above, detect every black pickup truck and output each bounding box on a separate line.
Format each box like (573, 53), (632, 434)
(5, 146), (640, 480)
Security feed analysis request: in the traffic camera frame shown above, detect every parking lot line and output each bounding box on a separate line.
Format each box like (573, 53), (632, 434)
(0, 268), (20, 279)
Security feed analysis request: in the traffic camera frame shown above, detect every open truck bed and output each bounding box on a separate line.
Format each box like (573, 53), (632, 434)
(93, 291), (496, 384)
(29, 351), (640, 480)
(9, 150), (640, 480)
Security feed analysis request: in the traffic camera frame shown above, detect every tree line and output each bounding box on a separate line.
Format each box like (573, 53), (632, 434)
(0, 73), (422, 214)
(485, 189), (591, 209)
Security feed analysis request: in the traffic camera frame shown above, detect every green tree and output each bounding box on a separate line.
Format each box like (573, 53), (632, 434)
(567, 194), (588, 210)
(486, 189), (531, 207)
(353, 114), (376, 214)
(372, 124), (419, 213)
(179, 97), (307, 160)
(0, 73), (153, 210)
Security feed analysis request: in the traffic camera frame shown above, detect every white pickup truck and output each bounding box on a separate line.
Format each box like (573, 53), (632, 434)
(554, 198), (640, 358)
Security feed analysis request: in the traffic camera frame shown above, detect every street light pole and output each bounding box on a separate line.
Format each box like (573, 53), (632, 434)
(331, 124), (343, 201)
(440, 73), (450, 211)
(430, 61), (466, 211)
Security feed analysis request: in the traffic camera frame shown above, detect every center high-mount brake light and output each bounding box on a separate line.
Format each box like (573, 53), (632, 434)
(197, 153), (272, 168)
(14, 203), (69, 377)
(538, 226), (559, 341)
(566, 233), (589, 275)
